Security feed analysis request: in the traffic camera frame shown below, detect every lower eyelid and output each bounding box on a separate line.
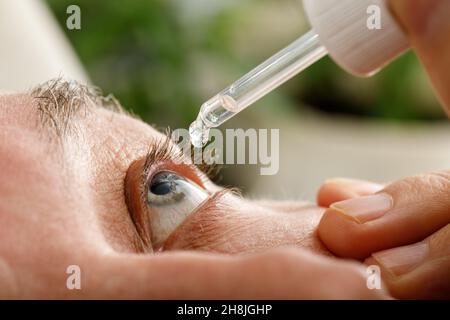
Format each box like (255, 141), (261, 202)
(160, 190), (234, 251)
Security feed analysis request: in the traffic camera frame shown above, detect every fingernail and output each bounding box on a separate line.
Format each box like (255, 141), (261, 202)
(330, 193), (393, 223)
(372, 242), (429, 276)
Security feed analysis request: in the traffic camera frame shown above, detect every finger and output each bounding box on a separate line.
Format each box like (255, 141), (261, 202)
(83, 248), (388, 299)
(365, 223), (450, 299)
(317, 178), (383, 207)
(318, 171), (450, 259)
(389, 0), (450, 112)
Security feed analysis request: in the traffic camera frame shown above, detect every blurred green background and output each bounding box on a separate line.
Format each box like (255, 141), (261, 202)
(45, 0), (447, 194)
(46, 0), (444, 127)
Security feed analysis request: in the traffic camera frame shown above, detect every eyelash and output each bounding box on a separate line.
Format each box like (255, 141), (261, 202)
(139, 132), (223, 208)
(144, 131), (219, 175)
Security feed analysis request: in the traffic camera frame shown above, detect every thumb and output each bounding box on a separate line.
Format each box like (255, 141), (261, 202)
(389, 0), (450, 112)
(318, 171), (450, 259)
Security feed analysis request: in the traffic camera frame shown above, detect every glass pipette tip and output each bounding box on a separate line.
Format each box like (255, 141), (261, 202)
(189, 29), (328, 148)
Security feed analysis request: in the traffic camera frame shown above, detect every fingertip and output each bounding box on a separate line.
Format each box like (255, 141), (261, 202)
(317, 178), (383, 208)
(317, 181), (354, 207)
(389, 0), (450, 111)
(389, 0), (446, 38)
(318, 208), (371, 260)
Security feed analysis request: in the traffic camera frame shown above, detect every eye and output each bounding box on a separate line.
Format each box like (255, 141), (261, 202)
(147, 171), (208, 247)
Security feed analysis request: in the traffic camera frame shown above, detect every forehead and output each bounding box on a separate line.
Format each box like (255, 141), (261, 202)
(0, 88), (163, 149)
(0, 89), (165, 190)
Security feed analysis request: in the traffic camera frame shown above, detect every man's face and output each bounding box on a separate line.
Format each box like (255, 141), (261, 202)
(0, 80), (328, 298)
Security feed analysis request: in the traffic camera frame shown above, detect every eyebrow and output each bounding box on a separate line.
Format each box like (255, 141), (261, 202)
(31, 78), (126, 139)
(30, 78), (221, 181)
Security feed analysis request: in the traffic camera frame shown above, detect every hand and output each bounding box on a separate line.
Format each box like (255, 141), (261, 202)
(312, 0), (450, 299)
(389, 0), (450, 112)
(316, 174), (450, 299)
(34, 247), (389, 299)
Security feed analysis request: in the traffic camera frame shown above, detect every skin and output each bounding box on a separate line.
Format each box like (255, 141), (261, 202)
(0, 90), (386, 299)
(0, 0), (448, 300)
(314, 0), (450, 299)
(389, 0), (450, 113)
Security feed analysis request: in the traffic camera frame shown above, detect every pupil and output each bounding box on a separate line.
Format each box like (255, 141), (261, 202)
(150, 181), (172, 196)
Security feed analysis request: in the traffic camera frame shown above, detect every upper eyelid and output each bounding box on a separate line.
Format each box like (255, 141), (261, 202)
(141, 131), (220, 187)
(141, 133), (177, 183)
(139, 133), (221, 200)
(139, 134), (183, 205)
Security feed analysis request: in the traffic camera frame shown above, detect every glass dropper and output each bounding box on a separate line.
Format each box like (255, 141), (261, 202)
(189, 29), (328, 148)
